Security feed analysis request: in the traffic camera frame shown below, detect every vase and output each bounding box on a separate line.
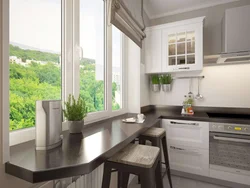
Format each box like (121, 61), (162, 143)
(162, 84), (171, 92)
(68, 121), (84, 134)
(152, 84), (160, 92)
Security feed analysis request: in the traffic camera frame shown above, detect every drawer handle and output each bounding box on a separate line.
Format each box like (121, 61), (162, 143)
(170, 146), (185, 151)
(178, 67), (190, 70)
(170, 146), (201, 155)
(170, 121), (199, 126)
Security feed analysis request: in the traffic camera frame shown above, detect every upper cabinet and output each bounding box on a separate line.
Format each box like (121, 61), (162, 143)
(144, 17), (205, 74)
(222, 5), (250, 53)
(144, 29), (162, 73)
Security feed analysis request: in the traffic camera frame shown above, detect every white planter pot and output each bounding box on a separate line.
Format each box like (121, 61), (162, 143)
(68, 121), (84, 134)
(162, 84), (171, 92)
(152, 84), (160, 92)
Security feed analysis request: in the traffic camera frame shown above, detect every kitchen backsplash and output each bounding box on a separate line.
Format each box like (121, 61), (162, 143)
(141, 64), (250, 108)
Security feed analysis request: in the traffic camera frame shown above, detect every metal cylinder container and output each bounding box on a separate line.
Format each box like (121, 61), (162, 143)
(35, 100), (63, 150)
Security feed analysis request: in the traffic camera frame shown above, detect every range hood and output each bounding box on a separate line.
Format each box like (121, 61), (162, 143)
(204, 5), (250, 65)
(204, 51), (250, 65)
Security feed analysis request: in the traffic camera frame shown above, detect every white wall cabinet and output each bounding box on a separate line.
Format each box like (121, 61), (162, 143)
(162, 119), (209, 176)
(144, 29), (162, 73)
(144, 17), (205, 73)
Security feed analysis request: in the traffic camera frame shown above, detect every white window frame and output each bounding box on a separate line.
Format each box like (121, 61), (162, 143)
(2, 0), (127, 150)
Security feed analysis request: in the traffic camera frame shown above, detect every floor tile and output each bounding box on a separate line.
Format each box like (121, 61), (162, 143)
(128, 175), (228, 188)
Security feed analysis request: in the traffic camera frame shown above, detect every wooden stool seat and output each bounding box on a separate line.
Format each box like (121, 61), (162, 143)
(102, 144), (164, 188)
(141, 127), (165, 137)
(109, 144), (160, 168)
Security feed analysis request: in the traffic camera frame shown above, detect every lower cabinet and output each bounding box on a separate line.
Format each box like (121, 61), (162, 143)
(167, 144), (209, 176)
(162, 119), (209, 176)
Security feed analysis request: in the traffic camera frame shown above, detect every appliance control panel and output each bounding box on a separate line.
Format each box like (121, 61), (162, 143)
(210, 122), (250, 134)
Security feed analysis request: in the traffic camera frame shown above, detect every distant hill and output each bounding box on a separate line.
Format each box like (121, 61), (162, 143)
(80, 57), (95, 65)
(9, 44), (60, 63)
(10, 42), (60, 54)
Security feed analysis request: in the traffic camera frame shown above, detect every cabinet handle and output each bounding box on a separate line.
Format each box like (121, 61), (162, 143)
(170, 121), (199, 126)
(178, 67), (190, 70)
(170, 146), (201, 155)
(213, 136), (250, 143)
(170, 146), (185, 151)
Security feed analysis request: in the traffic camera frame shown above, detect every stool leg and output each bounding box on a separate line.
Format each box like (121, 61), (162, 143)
(102, 163), (112, 188)
(139, 138), (146, 145)
(161, 136), (173, 188)
(155, 161), (164, 188)
(121, 172), (130, 188)
(138, 138), (146, 184)
(140, 169), (156, 188)
(151, 137), (161, 148)
(118, 172), (130, 188)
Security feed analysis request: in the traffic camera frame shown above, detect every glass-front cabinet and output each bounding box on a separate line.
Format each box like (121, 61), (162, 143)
(162, 20), (204, 72)
(144, 17), (204, 73)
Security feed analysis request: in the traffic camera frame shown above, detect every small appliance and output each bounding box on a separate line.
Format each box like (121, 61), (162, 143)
(35, 100), (63, 150)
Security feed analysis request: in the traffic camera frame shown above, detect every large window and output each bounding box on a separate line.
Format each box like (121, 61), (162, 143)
(9, 0), (61, 131)
(79, 0), (105, 113)
(8, 0), (125, 135)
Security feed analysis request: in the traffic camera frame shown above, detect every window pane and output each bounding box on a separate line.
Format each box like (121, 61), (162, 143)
(168, 34), (176, 43)
(177, 32), (186, 42)
(168, 44), (175, 56)
(168, 57), (176, 66)
(187, 41), (195, 54)
(177, 56), (186, 65)
(177, 42), (185, 55)
(80, 0), (105, 113)
(112, 26), (122, 111)
(9, 0), (61, 131)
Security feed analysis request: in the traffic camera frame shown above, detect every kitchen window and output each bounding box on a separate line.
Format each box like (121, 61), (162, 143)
(79, 0), (106, 113)
(9, 0), (62, 131)
(6, 0), (127, 145)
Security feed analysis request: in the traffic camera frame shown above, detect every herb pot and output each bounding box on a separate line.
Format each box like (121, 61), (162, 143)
(162, 84), (171, 92)
(68, 121), (84, 134)
(152, 84), (160, 92)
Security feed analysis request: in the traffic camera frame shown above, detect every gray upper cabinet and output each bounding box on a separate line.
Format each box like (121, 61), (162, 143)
(222, 5), (250, 53)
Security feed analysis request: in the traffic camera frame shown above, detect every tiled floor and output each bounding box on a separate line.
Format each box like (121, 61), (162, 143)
(128, 175), (228, 188)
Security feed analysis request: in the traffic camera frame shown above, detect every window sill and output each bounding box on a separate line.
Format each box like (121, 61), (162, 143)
(10, 109), (127, 146)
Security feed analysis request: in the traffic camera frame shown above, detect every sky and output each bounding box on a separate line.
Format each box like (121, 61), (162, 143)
(10, 0), (121, 67)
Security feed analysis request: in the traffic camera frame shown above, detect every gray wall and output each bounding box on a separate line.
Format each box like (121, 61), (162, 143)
(148, 0), (250, 55)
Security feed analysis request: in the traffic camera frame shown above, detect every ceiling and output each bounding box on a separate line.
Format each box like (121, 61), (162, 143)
(144, 0), (240, 19)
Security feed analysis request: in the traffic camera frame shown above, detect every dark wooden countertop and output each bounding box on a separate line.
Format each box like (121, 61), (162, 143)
(5, 113), (160, 183)
(6, 107), (250, 183)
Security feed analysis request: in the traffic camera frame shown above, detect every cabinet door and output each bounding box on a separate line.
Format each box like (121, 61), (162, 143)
(162, 119), (209, 149)
(168, 144), (209, 176)
(162, 23), (203, 72)
(144, 29), (162, 73)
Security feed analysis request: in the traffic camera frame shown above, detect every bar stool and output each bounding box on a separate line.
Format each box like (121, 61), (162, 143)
(101, 144), (163, 188)
(139, 127), (173, 188)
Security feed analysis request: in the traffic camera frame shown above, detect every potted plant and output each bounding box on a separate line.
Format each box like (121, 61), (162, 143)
(161, 74), (173, 92)
(151, 75), (161, 92)
(63, 95), (88, 134)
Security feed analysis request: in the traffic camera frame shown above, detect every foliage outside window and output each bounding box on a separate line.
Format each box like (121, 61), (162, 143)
(9, 0), (123, 131)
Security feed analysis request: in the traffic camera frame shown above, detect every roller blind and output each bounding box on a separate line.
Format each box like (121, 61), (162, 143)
(109, 0), (146, 48)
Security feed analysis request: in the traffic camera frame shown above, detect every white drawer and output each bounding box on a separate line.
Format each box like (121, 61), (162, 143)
(162, 119), (209, 149)
(168, 143), (209, 176)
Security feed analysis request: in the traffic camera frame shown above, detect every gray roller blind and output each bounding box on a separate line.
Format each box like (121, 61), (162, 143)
(109, 0), (146, 48)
